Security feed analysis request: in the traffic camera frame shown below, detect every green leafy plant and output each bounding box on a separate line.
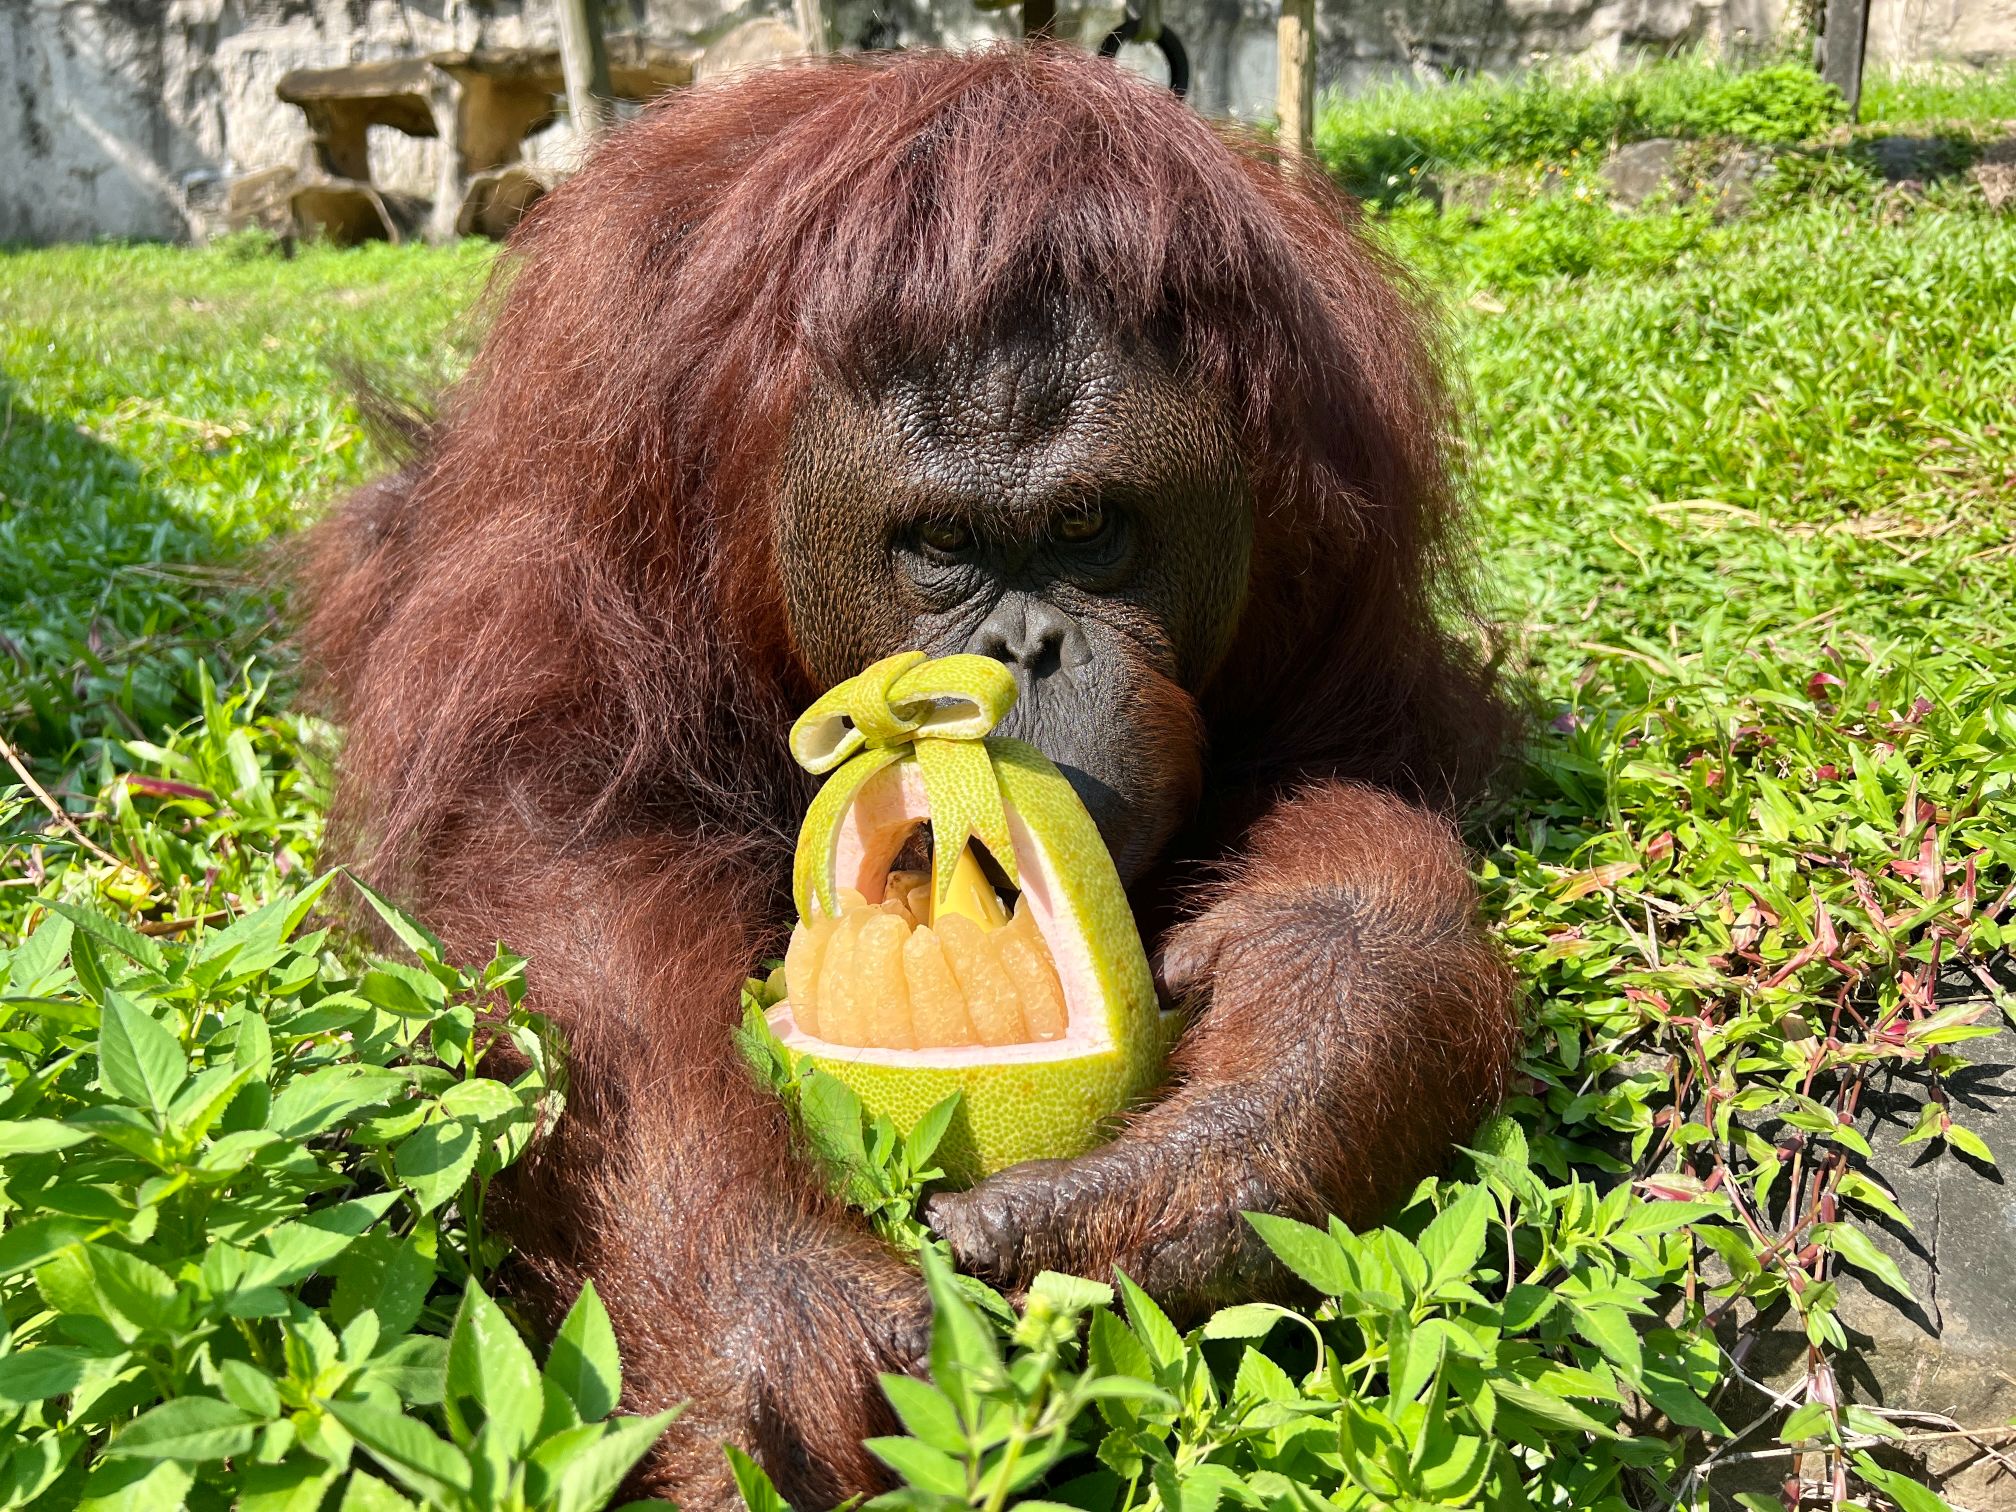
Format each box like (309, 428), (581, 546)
(1665, 64), (1849, 142)
(0, 855), (674, 1509)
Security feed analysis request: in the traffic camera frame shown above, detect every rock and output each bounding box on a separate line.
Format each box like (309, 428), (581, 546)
(1600, 137), (1774, 218)
(288, 177), (427, 246)
(1601, 137), (1688, 207)
(1969, 137), (2016, 211)
(1439, 169), (1511, 218)
(179, 170), (231, 243)
(1862, 135), (1960, 182)
(224, 166), (299, 239)
(456, 165), (548, 239)
(1697, 144), (1775, 219)
(1707, 962), (2016, 1507)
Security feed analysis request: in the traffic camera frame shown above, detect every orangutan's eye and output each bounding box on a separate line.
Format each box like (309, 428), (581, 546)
(918, 519), (974, 555)
(1055, 505), (1107, 544)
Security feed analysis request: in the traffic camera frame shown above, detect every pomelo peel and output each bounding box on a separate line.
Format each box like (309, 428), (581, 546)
(767, 652), (1162, 1181)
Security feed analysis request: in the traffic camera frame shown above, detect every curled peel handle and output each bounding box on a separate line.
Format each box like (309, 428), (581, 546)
(789, 653), (1026, 920)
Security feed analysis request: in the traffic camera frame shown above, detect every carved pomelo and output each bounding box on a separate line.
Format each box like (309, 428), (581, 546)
(767, 653), (1161, 1180)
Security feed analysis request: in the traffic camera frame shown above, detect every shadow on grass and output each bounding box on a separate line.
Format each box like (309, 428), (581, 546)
(0, 379), (276, 764)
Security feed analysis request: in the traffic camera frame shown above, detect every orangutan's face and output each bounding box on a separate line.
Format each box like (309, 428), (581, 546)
(775, 308), (1254, 883)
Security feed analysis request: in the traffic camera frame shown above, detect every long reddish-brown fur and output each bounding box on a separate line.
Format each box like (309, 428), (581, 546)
(299, 45), (1515, 1508)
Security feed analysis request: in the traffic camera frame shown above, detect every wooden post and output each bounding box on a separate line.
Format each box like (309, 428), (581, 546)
(794, 0), (836, 52)
(556, 0), (614, 140)
(1277, 0), (1316, 165)
(1819, 0), (1870, 120)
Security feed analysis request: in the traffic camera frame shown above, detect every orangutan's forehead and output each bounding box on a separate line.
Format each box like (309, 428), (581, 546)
(801, 313), (1233, 526)
(878, 310), (1131, 445)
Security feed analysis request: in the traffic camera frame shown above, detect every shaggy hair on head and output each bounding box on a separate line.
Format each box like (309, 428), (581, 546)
(303, 44), (1495, 900)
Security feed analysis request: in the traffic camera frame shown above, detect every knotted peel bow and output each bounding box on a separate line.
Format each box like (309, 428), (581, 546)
(789, 651), (1023, 923)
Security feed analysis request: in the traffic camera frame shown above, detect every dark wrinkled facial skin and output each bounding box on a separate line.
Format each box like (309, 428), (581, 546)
(778, 311), (1254, 882)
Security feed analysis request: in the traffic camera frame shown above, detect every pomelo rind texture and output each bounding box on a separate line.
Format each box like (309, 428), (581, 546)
(767, 1007), (1153, 1181)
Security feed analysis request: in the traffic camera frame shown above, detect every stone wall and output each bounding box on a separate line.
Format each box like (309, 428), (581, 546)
(1, 0), (2010, 244)
(1, 0), (894, 245)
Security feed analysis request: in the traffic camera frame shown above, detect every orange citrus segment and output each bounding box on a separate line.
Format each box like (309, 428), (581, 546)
(996, 900), (1066, 1041)
(783, 915), (833, 1038)
(818, 909), (869, 1046)
(937, 913), (1028, 1047)
(857, 912), (916, 1050)
(787, 890), (1079, 1053)
(903, 925), (977, 1048)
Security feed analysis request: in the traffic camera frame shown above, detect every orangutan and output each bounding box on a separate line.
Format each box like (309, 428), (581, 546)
(300, 44), (1518, 1508)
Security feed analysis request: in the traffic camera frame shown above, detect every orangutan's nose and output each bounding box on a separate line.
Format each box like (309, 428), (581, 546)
(966, 593), (1088, 683)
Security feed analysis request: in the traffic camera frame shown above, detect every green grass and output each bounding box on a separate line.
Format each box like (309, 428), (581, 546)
(0, 239), (491, 759)
(1316, 58), (1851, 201)
(4, 62), (2016, 1511)
(1864, 62), (2016, 123)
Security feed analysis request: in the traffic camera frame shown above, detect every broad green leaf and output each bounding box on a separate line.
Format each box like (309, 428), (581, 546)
(6, 913), (74, 995)
(192, 870), (339, 971)
(1089, 1307), (1155, 1384)
(236, 1460), (343, 1512)
(249, 1193), (400, 1290)
(394, 1117), (481, 1214)
(1389, 1318), (1445, 1405)
(547, 1277), (622, 1422)
(0, 1118), (89, 1156)
(1494, 1381), (1620, 1439)
(332, 1233), (436, 1338)
(879, 1375), (968, 1454)
(86, 1244), (181, 1333)
(527, 1409), (682, 1512)
(336, 1471), (420, 1512)
(798, 1070), (870, 1181)
(1814, 1222), (1914, 1300)
(920, 1244), (1001, 1419)
(1569, 1302), (1644, 1381)
(1029, 1271), (1114, 1315)
(723, 1443), (792, 1512)
(97, 992), (187, 1115)
(77, 1455), (195, 1512)
(218, 1357), (284, 1419)
(42, 899), (167, 973)
(1946, 1122), (1997, 1166)
(267, 1065), (408, 1139)
(1243, 1212), (1355, 1297)
(323, 1396), (472, 1502)
(1114, 1270), (1183, 1373)
(1200, 1303), (1290, 1340)
(105, 1396), (259, 1461)
(1852, 1453), (1954, 1512)
(0, 1346), (92, 1402)
(866, 1435), (968, 1496)
(437, 1076), (523, 1123)
(345, 874), (446, 959)
(904, 1092), (961, 1166)
(365, 1335), (450, 1407)
(1781, 1401), (1829, 1442)
(1638, 1361), (1729, 1435)
(446, 1277), (543, 1456)
(1417, 1183), (1491, 1287)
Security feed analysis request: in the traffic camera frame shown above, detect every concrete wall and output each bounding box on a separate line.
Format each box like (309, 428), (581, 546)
(0, 0), (2004, 244)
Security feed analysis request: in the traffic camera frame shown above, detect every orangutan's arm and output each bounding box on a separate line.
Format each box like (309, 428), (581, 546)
(927, 781), (1518, 1311)
(441, 829), (926, 1510)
